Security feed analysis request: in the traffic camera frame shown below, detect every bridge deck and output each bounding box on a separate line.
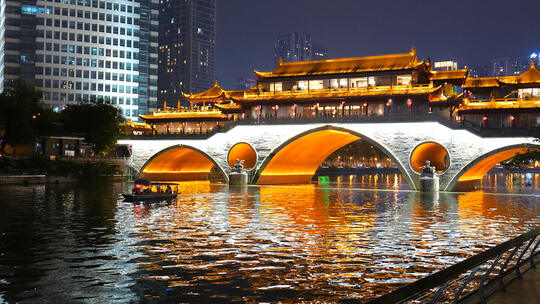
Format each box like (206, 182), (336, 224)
(488, 267), (540, 303)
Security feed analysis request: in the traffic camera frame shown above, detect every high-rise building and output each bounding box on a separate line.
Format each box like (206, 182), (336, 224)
(491, 57), (529, 76)
(273, 33), (327, 66)
(312, 44), (328, 61)
(234, 75), (256, 90)
(158, 0), (216, 107)
(0, 0), (159, 121)
(466, 64), (490, 78)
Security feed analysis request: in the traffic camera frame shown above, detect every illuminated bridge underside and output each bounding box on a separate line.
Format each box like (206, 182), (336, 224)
(121, 122), (536, 191)
(140, 147), (218, 181)
(452, 147), (535, 191)
(256, 130), (361, 184)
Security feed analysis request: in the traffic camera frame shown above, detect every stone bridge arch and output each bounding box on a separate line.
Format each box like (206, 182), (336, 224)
(446, 143), (540, 191)
(251, 125), (416, 189)
(138, 144), (229, 182)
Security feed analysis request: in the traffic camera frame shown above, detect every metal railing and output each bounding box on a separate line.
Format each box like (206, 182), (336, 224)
(367, 227), (540, 304)
(466, 97), (540, 104)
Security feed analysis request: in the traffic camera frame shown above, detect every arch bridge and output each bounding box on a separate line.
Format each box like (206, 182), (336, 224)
(119, 122), (539, 191)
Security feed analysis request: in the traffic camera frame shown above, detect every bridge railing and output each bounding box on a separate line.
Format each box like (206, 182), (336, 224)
(238, 112), (446, 125)
(367, 227), (540, 304)
(128, 114), (538, 140)
(243, 84), (434, 99)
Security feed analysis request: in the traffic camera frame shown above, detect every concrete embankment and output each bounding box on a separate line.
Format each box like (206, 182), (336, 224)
(0, 175), (126, 185)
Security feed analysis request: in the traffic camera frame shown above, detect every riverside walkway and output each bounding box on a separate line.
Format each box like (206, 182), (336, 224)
(488, 267), (540, 304)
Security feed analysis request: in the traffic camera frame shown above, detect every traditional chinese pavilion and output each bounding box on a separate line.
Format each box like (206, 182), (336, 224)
(136, 48), (538, 133)
(233, 47), (441, 119)
(459, 59), (540, 128)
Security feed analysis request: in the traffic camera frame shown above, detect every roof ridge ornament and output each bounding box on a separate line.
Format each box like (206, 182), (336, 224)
(530, 58), (536, 69)
(410, 46), (416, 55)
(279, 57), (284, 65)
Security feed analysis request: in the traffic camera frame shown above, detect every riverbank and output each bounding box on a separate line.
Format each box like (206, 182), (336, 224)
(0, 174), (127, 185)
(0, 156), (130, 185)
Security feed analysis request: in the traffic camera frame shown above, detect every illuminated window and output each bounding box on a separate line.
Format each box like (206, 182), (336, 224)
(397, 75), (412, 86)
(308, 80), (324, 90)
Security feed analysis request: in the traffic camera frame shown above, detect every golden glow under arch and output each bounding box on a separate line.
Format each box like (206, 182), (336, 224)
(227, 142), (257, 170)
(253, 126), (416, 189)
(447, 144), (540, 191)
(139, 145), (227, 182)
(410, 141), (450, 173)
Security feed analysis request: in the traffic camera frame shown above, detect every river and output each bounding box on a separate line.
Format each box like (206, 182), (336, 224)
(0, 173), (538, 303)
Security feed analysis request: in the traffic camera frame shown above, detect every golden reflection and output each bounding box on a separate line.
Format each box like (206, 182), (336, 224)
(257, 130), (360, 184)
(456, 191), (540, 235)
(257, 185), (377, 254)
(122, 177), (539, 303)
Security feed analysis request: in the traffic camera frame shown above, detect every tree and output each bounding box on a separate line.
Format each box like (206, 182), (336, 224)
(0, 79), (51, 154)
(61, 99), (126, 154)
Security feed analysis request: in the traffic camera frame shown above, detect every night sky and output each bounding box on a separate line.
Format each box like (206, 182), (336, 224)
(216, 0), (540, 89)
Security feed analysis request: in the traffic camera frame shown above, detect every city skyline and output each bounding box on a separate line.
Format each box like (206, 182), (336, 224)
(0, 0), (159, 120)
(216, 0), (540, 89)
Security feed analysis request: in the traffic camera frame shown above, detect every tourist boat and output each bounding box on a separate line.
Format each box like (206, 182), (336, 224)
(121, 192), (177, 202)
(122, 179), (179, 203)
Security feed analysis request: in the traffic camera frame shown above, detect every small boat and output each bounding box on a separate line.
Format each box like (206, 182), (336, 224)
(122, 179), (179, 203)
(122, 193), (177, 202)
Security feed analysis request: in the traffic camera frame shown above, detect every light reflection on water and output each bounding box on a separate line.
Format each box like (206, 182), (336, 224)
(0, 173), (538, 303)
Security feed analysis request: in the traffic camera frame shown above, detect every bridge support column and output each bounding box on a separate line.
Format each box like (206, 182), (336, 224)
(418, 161), (439, 192)
(229, 171), (248, 185)
(419, 175), (439, 192)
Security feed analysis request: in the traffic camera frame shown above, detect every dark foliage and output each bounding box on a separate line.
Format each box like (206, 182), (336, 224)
(61, 99), (126, 154)
(0, 80), (53, 152)
(502, 130), (540, 168)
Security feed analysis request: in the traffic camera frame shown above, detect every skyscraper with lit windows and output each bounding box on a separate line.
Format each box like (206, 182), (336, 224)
(0, 0), (158, 121)
(158, 0), (216, 107)
(273, 33), (328, 66)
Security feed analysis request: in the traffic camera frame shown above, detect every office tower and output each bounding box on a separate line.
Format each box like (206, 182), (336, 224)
(491, 57), (529, 76)
(273, 33), (327, 66)
(0, 0), (158, 121)
(234, 75), (256, 90)
(158, 0), (216, 107)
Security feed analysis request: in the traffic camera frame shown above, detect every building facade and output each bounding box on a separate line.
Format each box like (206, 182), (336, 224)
(158, 0), (216, 107)
(461, 59), (540, 129)
(273, 33), (327, 66)
(0, 0), (159, 120)
(491, 57), (530, 76)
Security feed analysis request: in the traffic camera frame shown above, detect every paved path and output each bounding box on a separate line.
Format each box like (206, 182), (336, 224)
(488, 267), (539, 304)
